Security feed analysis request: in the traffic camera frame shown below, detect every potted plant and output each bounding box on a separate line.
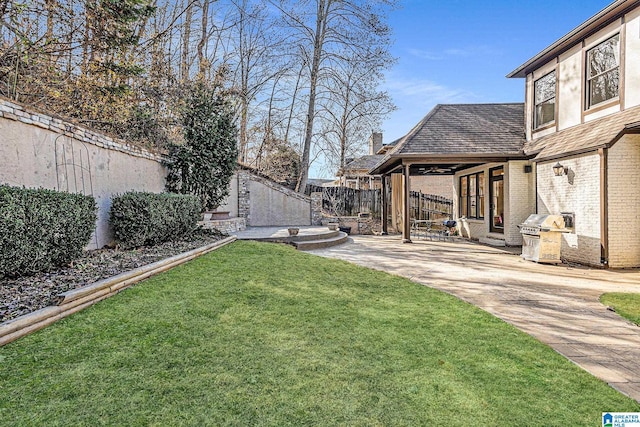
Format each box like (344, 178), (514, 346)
(288, 227), (299, 236)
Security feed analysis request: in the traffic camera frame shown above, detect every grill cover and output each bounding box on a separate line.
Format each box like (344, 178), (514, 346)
(520, 214), (566, 264)
(520, 214), (565, 235)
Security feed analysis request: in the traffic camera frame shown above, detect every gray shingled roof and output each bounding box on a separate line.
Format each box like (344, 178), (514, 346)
(525, 104), (640, 161)
(390, 103), (526, 156)
(343, 155), (384, 172)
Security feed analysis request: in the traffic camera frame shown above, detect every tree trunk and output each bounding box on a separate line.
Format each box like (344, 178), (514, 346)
(197, 0), (210, 79)
(181, 0), (193, 81)
(297, 0), (328, 193)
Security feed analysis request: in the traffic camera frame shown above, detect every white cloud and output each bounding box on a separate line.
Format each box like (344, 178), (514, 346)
(381, 77), (480, 142)
(407, 45), (503, 61)
(406, 48), (442, 60)
(385, 77), (475, 105)
(443, 48), (470, 57)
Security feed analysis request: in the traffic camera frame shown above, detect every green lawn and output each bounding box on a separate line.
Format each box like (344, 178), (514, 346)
(601, 293), (640, 326)
(1, 241), (638, 426)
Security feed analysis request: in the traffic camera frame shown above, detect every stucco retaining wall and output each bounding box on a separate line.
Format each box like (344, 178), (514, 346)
(0, 98), (166, 249)
(237, 170), (312, 226)
(0, 98), (314, 246)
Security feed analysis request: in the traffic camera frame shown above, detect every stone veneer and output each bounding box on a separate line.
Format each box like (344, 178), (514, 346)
(321, 216), (380, 235)
(199, 218), (246, 234)
(311, 192), (323, 225)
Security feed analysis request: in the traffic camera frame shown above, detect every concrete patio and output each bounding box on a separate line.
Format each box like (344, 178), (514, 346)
(306, 234), (640, 402)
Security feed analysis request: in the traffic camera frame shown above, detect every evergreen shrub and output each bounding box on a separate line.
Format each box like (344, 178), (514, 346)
(110, 191), (201, 248)
(0, 185), (97, 278)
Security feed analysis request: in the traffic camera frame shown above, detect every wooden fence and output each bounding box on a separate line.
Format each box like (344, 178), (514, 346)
(307, 185), (453, 220)
(410, 191), (454, 220)
(322, 187), (382, 217)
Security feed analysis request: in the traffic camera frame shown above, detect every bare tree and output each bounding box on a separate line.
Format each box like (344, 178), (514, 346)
(268, 0), (396, 192)
(226, 0), (285, 163)
(0, 0), (396, 175)
(319, 46), (395, 172)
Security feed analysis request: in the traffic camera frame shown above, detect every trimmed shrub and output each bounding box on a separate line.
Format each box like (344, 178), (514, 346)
(0, 185), (97, 278)
(110, 192), (201, 248)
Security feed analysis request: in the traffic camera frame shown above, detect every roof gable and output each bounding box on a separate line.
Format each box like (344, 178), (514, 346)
(508, 0), (640, 78)
(389, 103), (526, 156)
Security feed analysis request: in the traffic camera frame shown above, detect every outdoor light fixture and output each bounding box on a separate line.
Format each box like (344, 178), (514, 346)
(553, 162), (568, 176)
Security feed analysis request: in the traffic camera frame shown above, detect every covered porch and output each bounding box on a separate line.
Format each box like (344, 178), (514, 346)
(375, 155), (521, 243)
(370, 103), (529, 245)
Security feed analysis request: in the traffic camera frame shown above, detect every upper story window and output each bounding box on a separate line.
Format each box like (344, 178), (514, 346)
(534, 71), (556, 129)
(586, 34), (620, 108)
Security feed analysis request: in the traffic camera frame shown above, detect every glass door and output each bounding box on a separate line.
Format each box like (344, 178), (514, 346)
(489, 166), (504, 233)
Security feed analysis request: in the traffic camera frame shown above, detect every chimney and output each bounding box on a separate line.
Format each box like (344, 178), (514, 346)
(369, 132), (383, 155)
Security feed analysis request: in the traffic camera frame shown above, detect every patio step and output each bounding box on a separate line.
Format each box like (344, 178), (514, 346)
(293, 232), (348, 251)
(246, 229), (341, 244)
(479, 236), (506, 247)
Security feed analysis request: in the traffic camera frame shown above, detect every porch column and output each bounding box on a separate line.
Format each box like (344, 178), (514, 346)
(402, 163), (412, 243)
(381, 174), (388, 235)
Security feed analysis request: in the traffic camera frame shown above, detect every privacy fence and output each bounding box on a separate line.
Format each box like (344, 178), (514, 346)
(409, 191), (454, 220)
(307, 185), (453, 220)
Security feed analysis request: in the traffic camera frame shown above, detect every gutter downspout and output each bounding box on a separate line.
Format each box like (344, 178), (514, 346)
(599, 148), (609, 267)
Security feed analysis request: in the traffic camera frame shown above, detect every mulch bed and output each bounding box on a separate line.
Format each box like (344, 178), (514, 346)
(0, 230), (226, 324)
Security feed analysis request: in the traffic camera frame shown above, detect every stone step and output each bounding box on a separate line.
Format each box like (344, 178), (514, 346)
(248, 229), (340, 244)
(293, 232), (348, 251)
(291, 229), (340, 242)
(479, 236), (506, 247)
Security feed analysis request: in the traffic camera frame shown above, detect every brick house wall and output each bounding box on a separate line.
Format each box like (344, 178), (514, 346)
(537, 154), (602, 267)
(411, 175), (453, 199)
(607, 134), (640, 268)
(454, 161), (535, 246)
(504, 161), (536, 246)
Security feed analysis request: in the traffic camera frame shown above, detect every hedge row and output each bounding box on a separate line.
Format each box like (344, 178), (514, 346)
(110, 191), (201, 249)
(0, 185), (97, 278)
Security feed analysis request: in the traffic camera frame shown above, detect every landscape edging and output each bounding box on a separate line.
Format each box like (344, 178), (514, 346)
(0, 236), (237, 347)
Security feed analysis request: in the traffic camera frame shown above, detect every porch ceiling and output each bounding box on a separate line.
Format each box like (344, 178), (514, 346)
(370, 154), (520, 176)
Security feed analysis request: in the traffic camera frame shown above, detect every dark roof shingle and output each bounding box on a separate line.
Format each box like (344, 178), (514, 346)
(389, 103), (526, 156)
(342, 155), (384, 172)
(525, 104), (640, 160)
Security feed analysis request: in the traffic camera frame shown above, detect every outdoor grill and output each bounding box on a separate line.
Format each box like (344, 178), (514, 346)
(519, 214), (567, 264)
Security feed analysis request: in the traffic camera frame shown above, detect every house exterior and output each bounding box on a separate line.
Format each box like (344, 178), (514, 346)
(372, 0), (640, 268)
(507, 0), (640, 268)
(337, 133), (386, 190)
(370, 103), (528, 243)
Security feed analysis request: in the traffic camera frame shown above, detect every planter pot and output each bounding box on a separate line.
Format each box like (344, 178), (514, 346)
(327, 223), (339, 231)
(203, 210), (231, 220)
(288, 227), (299, 236)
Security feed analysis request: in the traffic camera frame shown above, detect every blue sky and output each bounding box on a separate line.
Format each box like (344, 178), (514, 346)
(380, 0), (612, 145)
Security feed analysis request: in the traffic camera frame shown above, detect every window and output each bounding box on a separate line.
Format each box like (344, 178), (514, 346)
(459, 172), (484, 219)
(586, 34), (620, 108)
(534, 71), (555, 128)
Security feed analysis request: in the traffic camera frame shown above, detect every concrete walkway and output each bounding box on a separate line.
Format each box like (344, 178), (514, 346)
(306, 234), (640, 402)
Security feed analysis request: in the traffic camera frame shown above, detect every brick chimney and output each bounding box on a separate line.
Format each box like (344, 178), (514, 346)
(369, 132), (383, 155)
